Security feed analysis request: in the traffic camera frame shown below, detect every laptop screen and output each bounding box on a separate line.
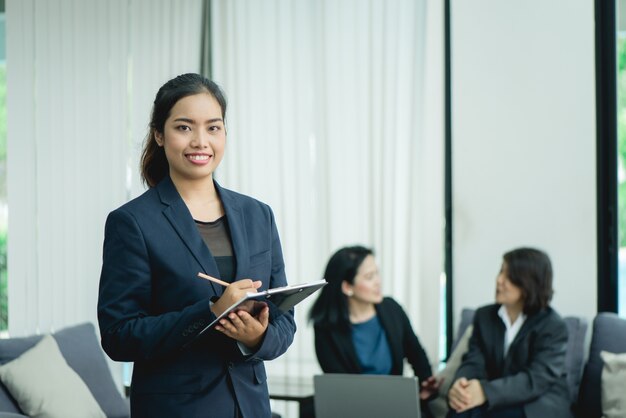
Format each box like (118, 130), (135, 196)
(314, 374), (421, 418)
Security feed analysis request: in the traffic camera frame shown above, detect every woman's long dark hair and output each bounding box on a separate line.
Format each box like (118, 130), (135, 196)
(503, 247), (554, 315)
(308, 246), (373, 331)
(140, 73), (228, 187)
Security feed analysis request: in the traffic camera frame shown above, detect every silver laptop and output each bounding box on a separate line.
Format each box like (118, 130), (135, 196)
(314, 374), (421, 418)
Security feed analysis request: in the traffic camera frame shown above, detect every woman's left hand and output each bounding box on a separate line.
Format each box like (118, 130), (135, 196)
(215, 305), (270, 349)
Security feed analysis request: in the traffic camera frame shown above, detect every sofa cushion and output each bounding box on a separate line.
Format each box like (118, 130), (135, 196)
(0, 383), (19, 414)
(52, 323), (129, 418)
(0, 334), (106, 418)
(450, 308), (475, 353)
(600, 350), (626, 418)
(0, 335), (39, 414)
(578, 313), (626, 418)
(0, 323), (130, 418)
(430, 325), (473, 418)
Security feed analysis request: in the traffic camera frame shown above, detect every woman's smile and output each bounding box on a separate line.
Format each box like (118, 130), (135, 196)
(186, 153), (213, 164)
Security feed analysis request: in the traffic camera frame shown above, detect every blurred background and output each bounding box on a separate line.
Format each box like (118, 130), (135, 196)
(1, 0), (624, 416)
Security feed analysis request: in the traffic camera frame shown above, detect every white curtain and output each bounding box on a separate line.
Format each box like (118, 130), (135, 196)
(6, 0), (202, 333)
(6, 0), (444, 409)
(211, 0), (444, 406)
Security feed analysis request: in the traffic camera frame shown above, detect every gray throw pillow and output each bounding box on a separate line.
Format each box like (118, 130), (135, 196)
(52, 323), (129, 418)
(0, 335), (39, 414)
(0, 323), (129, 418)
(0, 335), (106, 418)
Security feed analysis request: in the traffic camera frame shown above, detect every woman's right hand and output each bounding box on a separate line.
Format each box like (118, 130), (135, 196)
(448, 377), (471, 412)
(210, 279), (262, 317)
(448, 377), (486, 413)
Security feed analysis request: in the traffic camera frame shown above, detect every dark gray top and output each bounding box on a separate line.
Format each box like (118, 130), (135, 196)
(195, 216), (236, 282)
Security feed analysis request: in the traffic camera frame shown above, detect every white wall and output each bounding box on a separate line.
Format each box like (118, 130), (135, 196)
(451, 0), (597, 327)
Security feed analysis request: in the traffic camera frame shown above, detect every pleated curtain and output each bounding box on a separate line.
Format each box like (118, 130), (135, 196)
(210, 4), (444, 416)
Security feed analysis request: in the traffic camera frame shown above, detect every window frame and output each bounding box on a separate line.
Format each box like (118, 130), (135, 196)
(596, 0), (619, 314)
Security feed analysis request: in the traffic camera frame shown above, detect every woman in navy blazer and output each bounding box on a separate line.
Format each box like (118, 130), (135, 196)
(97, 73), (296, 418)
(447, 248), (572, 418)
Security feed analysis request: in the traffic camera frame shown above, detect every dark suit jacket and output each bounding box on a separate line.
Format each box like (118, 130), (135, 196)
(313, 297), (432, 382)
(97, 177), (296, 418)
(454, 304), (572, 418)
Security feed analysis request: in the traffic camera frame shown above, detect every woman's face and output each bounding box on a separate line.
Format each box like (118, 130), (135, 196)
(495, 262), (524, 309)
(345, 255), (383, 304)
(155, 92), (226, 184)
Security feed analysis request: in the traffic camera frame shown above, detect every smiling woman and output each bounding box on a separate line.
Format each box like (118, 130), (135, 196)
(97, 73), (296, 418)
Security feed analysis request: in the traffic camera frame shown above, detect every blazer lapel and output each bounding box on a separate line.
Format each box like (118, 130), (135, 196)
(491, 310), (506, 371)
(504, 308), (549, 368)
(156, 177), (222, 295)
(332, 330), (362, 373)
(215, 182), (250, 282)
(376, 304), (402, 372)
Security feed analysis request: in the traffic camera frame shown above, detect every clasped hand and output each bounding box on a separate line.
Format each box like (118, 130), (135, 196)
(210, 279), (269, 349)
(447, 377), (486, 413)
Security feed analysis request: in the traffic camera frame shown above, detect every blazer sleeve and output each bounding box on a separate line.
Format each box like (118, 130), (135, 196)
(480, 315), (569, 409)
(98, 209), (218, 362)
(453, 314), (489, 381)
(397, 304), (433, 382)
(245, 208), (296, 361)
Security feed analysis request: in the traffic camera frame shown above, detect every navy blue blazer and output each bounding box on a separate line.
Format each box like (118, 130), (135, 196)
(98, 177), (296, 418)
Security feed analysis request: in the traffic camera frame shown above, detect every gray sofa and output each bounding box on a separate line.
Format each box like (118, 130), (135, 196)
(0, 323), (284, 418)
(576, 312), (626, 418)
(450, 309), (626, 418)
(0, 323), (130, 418)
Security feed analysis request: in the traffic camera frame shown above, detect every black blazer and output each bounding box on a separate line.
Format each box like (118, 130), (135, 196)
(98, 177), (296, 418)
(453, 304), (572, 418)
(313, 297), (432, 382)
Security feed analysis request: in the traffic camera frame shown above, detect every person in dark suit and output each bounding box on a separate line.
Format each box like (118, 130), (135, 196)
(97, 73), (296, 418)
(447, 247), (572, 418)
(308, 246), (441, 409)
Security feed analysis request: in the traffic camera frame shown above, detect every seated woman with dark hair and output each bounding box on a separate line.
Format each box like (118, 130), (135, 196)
(308, 245), (441, 411)
(447, 247), (572, 418)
